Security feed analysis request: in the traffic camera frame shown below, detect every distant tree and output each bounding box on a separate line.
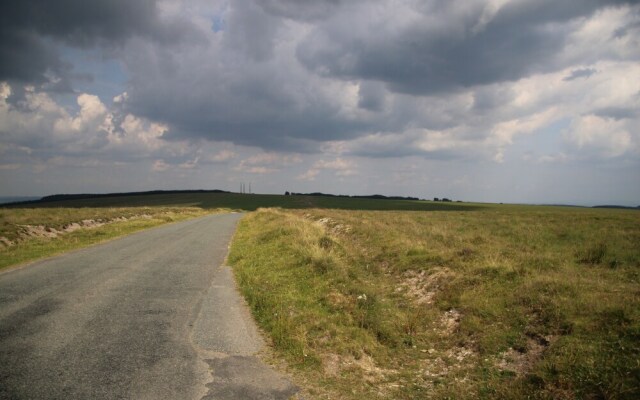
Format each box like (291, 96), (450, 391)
(434, 197), (440, 201)
(285, 191), (290, 196)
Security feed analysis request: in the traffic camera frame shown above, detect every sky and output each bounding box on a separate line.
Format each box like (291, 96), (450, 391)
(0, 0), (639, 206)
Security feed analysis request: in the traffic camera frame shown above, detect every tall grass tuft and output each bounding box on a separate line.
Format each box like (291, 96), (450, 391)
(577, 242), (608, 265)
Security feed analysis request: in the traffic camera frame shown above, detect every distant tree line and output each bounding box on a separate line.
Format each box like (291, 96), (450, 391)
(284, 191), (420, 201)
(593, 205), (640, 210)
(39, 189), (231, 203)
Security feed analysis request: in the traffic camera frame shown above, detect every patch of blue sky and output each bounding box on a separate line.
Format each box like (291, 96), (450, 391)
(59, 46), (127, 104)
(212, 13), (226, 33)
(507, 117), (571, 163)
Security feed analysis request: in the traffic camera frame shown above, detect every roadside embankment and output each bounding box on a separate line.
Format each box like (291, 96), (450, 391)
(0, 207), (215, 270)
(228, 207), (640, 399)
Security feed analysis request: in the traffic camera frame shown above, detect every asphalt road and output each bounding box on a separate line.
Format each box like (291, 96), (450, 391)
(0, 213), (298, 400)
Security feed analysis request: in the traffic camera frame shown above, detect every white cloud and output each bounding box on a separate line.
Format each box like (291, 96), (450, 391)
(179, 157), (199, 169)
(564, 115), (634, 158)
(209, 150), (236, 162)
(0, 83), (184, 166)
(115, 114), (168, 151)
(562, 6), (640, 65)
(313, 158), (354, 171)
(298, 157), (357, 180)
(537, 152), (569, 164)
(244, 153), (302, 166)
(489, 108), (561, 146)
(472, 0), (511, 34)
(234, 152), (303, 174)
(0, 163), (20, 170)
(493, 149), (505, 163)
(152, 159), (169, 172)
(297, 168), (320, 181)
(234, 165), (277, 174)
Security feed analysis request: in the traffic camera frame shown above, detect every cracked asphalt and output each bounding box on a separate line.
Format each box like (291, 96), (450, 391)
(0, 213), (298, 400)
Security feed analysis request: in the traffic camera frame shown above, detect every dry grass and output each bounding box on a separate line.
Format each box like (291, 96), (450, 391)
(228, 206), (640, 399)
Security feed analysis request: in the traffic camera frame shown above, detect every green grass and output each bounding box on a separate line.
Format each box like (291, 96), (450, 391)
(0, 207), (212, 270)
(228, 206), (640, 399)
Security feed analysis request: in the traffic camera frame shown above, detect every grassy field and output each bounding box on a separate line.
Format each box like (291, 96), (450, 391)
(3, 192), (638, 398)
(0, 207), (212, 270)
(228, 206), (640, 399)
(0, 193), (474, 271)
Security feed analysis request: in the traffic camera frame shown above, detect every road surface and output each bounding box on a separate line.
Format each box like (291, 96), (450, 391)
(0, 213), (298, 399)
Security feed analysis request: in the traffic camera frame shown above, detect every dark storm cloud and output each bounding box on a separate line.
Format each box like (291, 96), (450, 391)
(613, 19), (640, 38)
(342, 132), (472, 160)
(296, 0), (635, 95)
(119, 2), (375, 153)
(0, 30), (67, 84)
(0, 0), (191, 86)
(155, 98), (369, 152)
(135, 78), (371, 152)
(472, 85), (516, 112)
(223, 1), (280, 62)
(358, 81), (386, 112)
(593, 106), (638, 120)
(563, 68), (598, 81)
(121, 39), (371, 152)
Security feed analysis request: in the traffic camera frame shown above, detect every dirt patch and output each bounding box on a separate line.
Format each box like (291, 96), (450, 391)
(324, 290), (350, 310)
(419, 310), (475, 382)
(80, 219), (105, 228)
(2, 214), (156, 248)
(322, 354), (344, 378)
(315, 217), (352, 235)
(21, 225), (60, 238)
(422, 356), (449, 378)
(18, 219), (105, 240)
(496, 335), (554, 376)
(63, 222), (82, 233)
(0, 236), (14, 248)
(400, 267), (455, 305)
(322, 353), (391, 383)
(421, 346), (477, 381)
(446, 346), (474, 362)
(440, 309), (462, 336)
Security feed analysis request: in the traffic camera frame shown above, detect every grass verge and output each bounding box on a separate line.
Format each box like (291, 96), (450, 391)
(0, 207), (214, 270)
(228, 207), (640, 399)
